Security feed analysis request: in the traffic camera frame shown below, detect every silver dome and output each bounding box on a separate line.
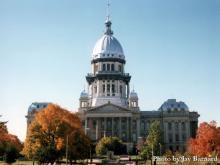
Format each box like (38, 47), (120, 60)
(129, 90), (138, 98)
(80, 90), (88, 98)
(92, 19), (125, 60)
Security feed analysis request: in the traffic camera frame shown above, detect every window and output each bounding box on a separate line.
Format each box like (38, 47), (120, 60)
(120, 85), (123, 96)
(175, 134), (179, 142)
(107, 64), (110, 71)
(175, 122), (178, 130)
(168, 133), (173, 143)
(182, 134), (186, 141)
(118, 65), (122, 72)
(181, 122), (186, 130)
(169, 146), (173, 151)
(111, 64), (115, 71)
(107, 84), (110, 96)
(93, 120), (96, 129)
(168, 122), (172, 130)
(102, 64), (106, 71)
(112, 84), (115, 95)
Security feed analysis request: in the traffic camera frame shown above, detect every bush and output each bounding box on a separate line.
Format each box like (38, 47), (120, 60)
(3, 144), (18, 164)
(96, 137), (127, 156)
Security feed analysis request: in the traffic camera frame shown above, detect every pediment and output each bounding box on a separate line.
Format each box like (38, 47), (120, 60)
(88, 103), (130, 113)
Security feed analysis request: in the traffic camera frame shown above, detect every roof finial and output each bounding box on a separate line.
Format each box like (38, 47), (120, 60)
(105, 0), (113, 35)
(107, 0), (110, 21)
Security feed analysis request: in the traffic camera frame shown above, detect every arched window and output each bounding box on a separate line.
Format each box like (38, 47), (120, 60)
(111, 64), (115, 71)
(107, 64), (110, 71)
(102, 64), (106, 71)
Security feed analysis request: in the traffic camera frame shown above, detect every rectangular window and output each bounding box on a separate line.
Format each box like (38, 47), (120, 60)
(168, 122), (172, 130)
(168, 133), (173, 143)
(112, 84), (115, 93)
(107, 84), (110, 92)
(182, 134), (186, 141)
(175, 134), (179, 142)
(102, 64), (106, 71)
(175, 122), (178, 130)
(182, 122), (186, 130)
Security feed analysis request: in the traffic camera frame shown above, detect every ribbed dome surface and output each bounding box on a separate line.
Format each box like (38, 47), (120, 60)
(92, 19), (125, 60)
(92, 35), (124, 58)
(129, 90), (138, 98)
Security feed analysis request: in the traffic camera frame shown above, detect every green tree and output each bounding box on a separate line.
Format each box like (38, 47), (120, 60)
(67, 129), (91, 164)
(3, 144), (17, 164)
(140, 121), (163, 160)
(96, 137), (127, 156)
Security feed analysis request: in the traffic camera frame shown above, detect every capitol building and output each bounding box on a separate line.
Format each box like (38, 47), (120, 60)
(26, 16), (199, 153)
(77, 16), (199, 152)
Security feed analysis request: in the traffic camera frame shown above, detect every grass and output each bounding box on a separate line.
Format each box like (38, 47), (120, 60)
(0, 161), (34, 165)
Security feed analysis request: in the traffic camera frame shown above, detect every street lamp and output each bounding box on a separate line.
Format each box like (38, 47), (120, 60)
(159, 143), (162, 156)
(66, 135), (68, 165)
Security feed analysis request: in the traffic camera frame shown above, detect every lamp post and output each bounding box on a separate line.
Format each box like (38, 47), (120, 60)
(66, 135), (68, 165)
(159, 143), (162, 156)
(151, 145), (154, 165)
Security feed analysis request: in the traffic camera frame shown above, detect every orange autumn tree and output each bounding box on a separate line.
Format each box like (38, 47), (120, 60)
(0, 115), (22, 163)
(188, 121), (220, 157)
(22, 103), (90, 163)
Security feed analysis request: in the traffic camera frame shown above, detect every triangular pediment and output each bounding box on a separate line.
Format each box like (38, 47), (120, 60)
(88, 103), (130, 113)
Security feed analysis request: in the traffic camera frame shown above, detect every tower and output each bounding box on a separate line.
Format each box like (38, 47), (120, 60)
(85, 18), (131, 108)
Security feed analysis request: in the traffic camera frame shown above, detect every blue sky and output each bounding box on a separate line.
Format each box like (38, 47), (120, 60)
(0, 0), (219, 141)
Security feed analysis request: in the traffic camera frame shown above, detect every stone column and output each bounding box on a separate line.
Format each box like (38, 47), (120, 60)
(119, 117), (122, 139)
(126, 117), (129, 142)
(179, 122), (182, 142)
(137, 118), (140, 140)
(104, 117), (107, 137)
(85, 118), (88, 135)
(112, 118), (114, 136)
(127, 83), (130, 99)
(96, 118), (99, 140)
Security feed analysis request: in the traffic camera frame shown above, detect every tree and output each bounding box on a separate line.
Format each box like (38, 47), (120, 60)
(67, 129), (91, 164)
(140, 120), (163, 160)
(96, 137), (127, 156)
(22, 103), (90, 164)
(3, 144), (18, 164)
(0, 115), (22, 163)
(188, 121), (220, 157)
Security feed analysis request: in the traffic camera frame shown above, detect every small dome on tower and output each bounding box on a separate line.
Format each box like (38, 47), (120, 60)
(92, 19), (125, 60)
(129, 90), (138, 98)
(80, 90), (88, 98)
